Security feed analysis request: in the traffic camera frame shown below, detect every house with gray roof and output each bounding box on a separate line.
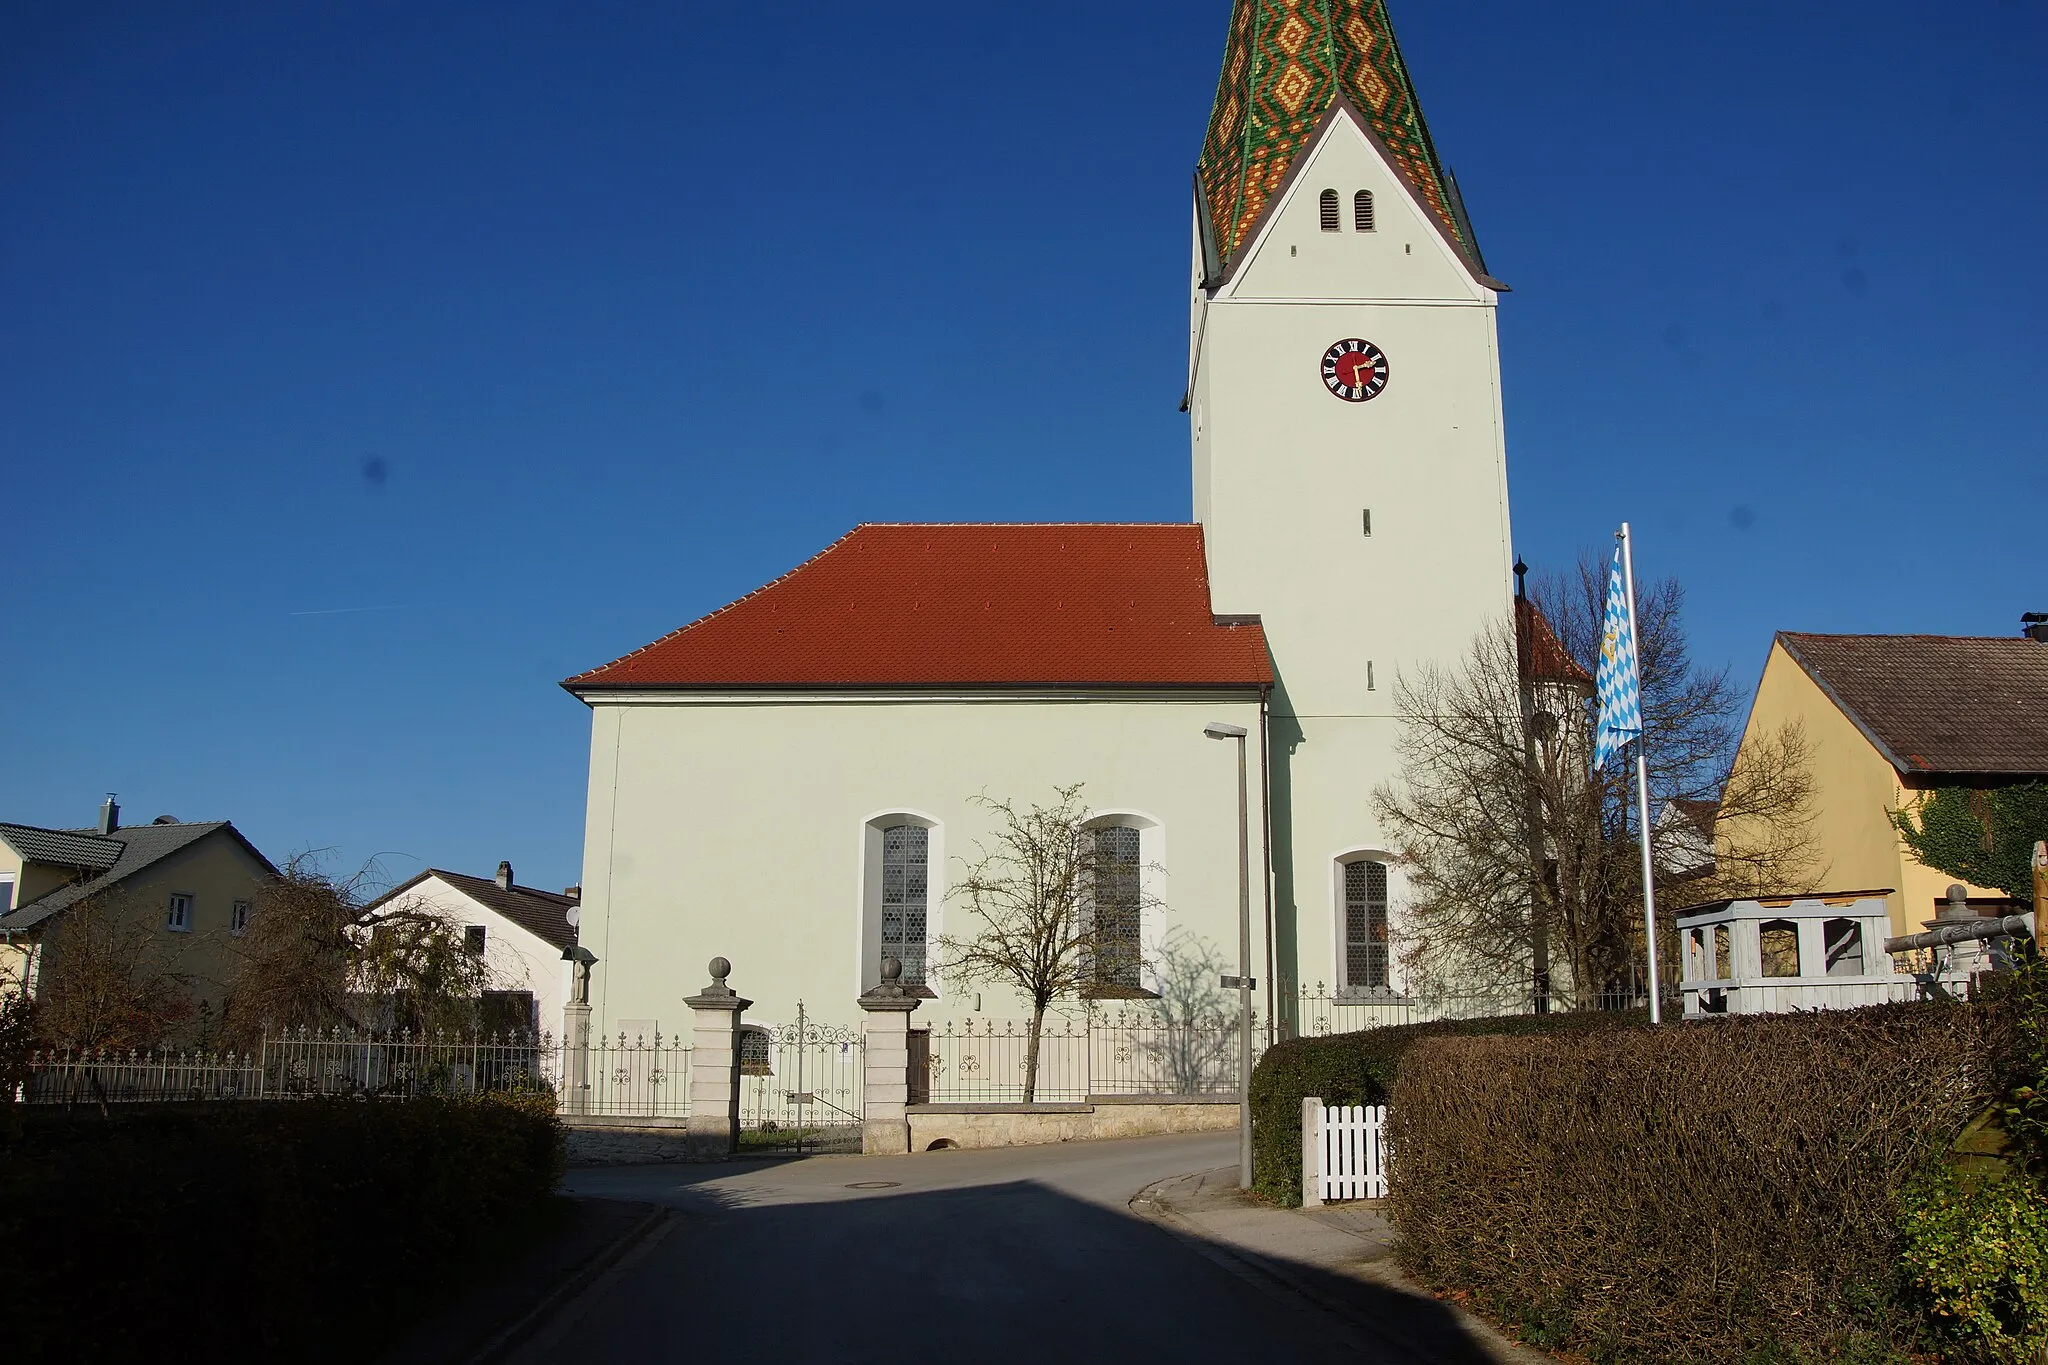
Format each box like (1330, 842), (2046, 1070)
(362, 861), (579, 1036)
(0, 797), (278, 1030)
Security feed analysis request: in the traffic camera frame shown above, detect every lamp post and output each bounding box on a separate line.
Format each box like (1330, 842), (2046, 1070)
(1204, 719), (1254, 1191)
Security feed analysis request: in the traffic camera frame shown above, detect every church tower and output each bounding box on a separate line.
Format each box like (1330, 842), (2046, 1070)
(1188, 0), (1514, 1003)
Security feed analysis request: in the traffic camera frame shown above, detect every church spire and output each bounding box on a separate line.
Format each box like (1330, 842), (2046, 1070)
(1196, 0), (1480, 282)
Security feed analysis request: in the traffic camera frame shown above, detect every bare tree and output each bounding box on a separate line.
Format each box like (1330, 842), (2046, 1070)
(35, 890), (195, 1054)
(936, 784), (1159, 1102)
(1375, 555), (1823, 1006)
(225, 855), (498, 1045)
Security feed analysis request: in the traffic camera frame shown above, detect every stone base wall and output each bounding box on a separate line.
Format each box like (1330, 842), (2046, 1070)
(907, 1098), (1238, 1152)
(565, 1118), (700, 1168)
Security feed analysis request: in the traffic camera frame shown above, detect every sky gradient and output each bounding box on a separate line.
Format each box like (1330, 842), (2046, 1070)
(5, 1), (2044, 893)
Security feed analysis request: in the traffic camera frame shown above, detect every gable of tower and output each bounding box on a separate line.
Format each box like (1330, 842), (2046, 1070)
(1196, 0), (1486, 287)
(1224, 104), (1494, 302)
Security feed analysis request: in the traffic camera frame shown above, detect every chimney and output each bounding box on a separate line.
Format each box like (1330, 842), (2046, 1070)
(97, 795), (120, 836)
(563, 885), (581, 900)
(2023, 612), (2048, 643)
(496, 860), (513, 891)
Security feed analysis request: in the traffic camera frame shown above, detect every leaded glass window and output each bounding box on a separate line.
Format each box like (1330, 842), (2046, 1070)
(1092, 825), (1143, 989)
(1344, 860), (1389, 990)
(880, 824), (929, 985)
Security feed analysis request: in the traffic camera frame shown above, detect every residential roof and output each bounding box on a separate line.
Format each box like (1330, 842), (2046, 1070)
(563, 523), (1274, 692)
(1777, 632), (2048, 777)
(0, 820), (277, 933)
(1516, 598), (1593, 688)
(1195, 0), (1484, 284)
(366, 870), (579, 951)
(0, 824), (122, 872)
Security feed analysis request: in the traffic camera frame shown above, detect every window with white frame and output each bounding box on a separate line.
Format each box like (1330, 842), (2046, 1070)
(1089, 825), (1143, 991)
(229, 900), (252, 936)
(880, 824), (929, 986)
(1823, 918), (1864, 977)
(166, 893), (194, 932)
(0, 876), (14, 913)
(1341, 860), (1390, 991)
(464, 924), (487, 956)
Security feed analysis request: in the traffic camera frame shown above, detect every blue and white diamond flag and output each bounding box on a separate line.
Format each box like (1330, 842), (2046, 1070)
(1592, 542), (1640, 771)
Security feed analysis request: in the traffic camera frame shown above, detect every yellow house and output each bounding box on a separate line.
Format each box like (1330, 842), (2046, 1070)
(0, 797), (278, 1032)
(1726, 631), (2048, 939)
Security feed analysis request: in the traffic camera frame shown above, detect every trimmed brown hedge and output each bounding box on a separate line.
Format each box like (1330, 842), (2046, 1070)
(1249, 1008), (1648, 1205)
(0, 1092), (564, 1362)
(1389, 1002), (2009, 1364)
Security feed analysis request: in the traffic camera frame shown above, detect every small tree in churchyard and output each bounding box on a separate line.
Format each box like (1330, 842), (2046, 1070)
(937, 784), (1158, 1102)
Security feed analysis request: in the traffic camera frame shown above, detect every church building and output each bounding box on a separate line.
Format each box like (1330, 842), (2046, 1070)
(563, 0), (1515, 1037)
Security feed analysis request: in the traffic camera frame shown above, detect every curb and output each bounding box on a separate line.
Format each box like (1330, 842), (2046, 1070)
(464, 1204), (673, 1365)
(1129, 1174), (1544, 1365)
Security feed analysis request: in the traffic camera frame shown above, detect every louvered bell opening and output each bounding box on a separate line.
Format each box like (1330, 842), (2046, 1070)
(1319, 188), (1339, 232)
(1354, 189), (1375, 232)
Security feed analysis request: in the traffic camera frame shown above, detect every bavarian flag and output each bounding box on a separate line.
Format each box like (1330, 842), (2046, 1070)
(1593, 542), (1641, 771)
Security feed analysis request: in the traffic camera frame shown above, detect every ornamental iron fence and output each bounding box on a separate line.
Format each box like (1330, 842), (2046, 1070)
(739, 1006), (864, 1153)
(922, 1008), (1256, 1104)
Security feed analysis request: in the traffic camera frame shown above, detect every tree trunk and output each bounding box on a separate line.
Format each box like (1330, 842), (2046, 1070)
(1022, 1000), (1046, 1105)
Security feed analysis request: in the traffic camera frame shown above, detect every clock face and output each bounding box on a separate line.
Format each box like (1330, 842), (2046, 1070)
(1321, 339), (1389, 402)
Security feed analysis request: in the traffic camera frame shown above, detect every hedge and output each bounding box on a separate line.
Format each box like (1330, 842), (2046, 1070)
(1248, 1007), (1648, 1205)
(1388, 1001), (2011, 1364)
(0, 1091), (564, 1362)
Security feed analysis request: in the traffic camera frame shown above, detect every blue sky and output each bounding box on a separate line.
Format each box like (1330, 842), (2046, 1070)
(4, 1), (2044, 893)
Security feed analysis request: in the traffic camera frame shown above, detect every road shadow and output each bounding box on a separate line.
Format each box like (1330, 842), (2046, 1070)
(525, 1177), (1502, 1365)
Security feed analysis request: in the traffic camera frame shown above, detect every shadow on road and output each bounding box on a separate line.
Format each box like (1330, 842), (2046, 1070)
(524, 1175), (1501, 1365)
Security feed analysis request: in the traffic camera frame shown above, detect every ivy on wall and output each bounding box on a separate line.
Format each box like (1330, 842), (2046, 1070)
(1892, 781), (2048, 905)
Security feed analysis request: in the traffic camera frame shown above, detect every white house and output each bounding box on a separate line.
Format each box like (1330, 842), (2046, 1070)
(366, 862), (578, 1035)
(562, 1), (1516, 1037)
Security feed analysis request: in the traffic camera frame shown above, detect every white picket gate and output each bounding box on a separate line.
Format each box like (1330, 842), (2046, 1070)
(1301, 1097), (1388, 1204)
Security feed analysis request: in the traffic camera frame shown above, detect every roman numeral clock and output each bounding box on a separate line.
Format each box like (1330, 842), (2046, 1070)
(1321, 339), (1389, 402)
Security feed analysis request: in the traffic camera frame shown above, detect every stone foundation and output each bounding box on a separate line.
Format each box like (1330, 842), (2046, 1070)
(565, 1117), (700, 1168)
(906, 1096), (1238, 1151)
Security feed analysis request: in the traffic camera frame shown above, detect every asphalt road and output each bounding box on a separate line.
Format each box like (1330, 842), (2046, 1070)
(506, 1133), (1488, 1365)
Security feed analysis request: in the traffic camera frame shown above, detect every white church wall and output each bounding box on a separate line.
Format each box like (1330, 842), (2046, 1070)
(574, 692), (1270, 1035)
(1191, 111), (1515, 1005)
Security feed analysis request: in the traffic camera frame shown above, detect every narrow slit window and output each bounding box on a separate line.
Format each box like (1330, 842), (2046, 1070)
(1091, 826), (1143, 989)
(1319, 188), (1340, 232)
(1353, 189), (1375, 232)
(1344, 860), (1390, 990)
(880, 824), (929, 985)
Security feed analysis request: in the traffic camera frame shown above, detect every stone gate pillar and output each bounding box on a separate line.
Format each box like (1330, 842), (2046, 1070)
(685, 957), (752, 1159)
(858, 957), (920, 1155)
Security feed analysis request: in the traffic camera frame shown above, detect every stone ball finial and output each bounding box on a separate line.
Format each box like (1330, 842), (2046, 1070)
(709, 956), (732, 983)
(880, 956), (902, 983)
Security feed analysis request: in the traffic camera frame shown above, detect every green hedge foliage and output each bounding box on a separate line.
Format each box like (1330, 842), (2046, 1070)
(0, 1091), (564, 1363)
(1248, 1008), (1647, 1205)
(1388, 1002), (2010, 1364)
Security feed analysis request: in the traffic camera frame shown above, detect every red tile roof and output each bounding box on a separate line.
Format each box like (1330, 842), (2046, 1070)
(565, 524), (1273, 691)
(1516, 598), (1593, 687)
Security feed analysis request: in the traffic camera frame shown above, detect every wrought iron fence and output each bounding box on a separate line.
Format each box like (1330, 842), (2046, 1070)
(1293, 984), (1687, 1036)
(19, 1028), (559, 1105)
(558, 1029), (692, 1117)
(923, 1009), (1255, 1104)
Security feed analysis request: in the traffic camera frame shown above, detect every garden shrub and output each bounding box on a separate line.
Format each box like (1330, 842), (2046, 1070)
(1896, 1164), (2048, 1363)
(0, 1090), (564, 1362)
(1388, 1001), (2010, 1364)
(1248, 1007), (1647, 1205)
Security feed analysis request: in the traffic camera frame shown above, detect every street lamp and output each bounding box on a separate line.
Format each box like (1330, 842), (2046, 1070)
(1204, 719), (1254, 1191)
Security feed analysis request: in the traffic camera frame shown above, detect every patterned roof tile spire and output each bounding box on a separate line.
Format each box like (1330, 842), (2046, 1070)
(1197, 0), (1477, 281)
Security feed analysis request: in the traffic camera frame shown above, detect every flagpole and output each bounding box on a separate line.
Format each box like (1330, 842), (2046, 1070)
(1617, 522), (1663, 1024)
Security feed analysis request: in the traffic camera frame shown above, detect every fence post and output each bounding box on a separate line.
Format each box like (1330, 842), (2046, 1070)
(858, 956), (920, 1155)
(684, 957), (752, 1159)
(561, 999), (593, 1116)
(1301, 1096), (1323, 1208)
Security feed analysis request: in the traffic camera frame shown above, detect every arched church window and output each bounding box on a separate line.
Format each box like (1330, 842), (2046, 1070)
(1353, 189), (1375, 232)
(1090, 825), (1143, 990)
(1342, 859), (1391, 991)
(1319, 188), (1340, 232)
(880, 824), (929, 985)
